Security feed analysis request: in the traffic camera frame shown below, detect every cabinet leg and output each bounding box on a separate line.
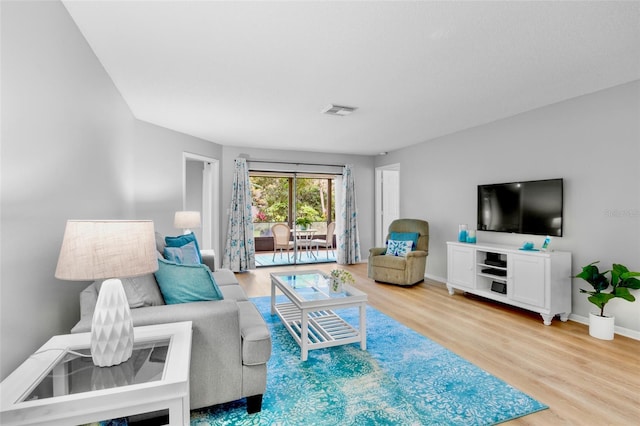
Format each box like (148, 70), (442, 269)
(446, 284), (455, 296)
(540, 314), (553, 326)
(559, 313), (569, 322)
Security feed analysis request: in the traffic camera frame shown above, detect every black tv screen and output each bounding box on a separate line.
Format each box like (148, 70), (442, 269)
(477, 178), (563, 237)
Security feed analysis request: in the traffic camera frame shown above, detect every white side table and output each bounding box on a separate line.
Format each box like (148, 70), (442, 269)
(1, 321), (192, 426)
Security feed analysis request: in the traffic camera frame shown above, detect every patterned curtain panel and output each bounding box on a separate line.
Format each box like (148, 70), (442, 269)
(222, 158), (256, 272)
(337, 164), (361, 264)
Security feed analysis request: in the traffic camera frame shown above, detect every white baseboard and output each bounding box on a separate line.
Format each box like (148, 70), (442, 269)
(425, 273), (447, 283)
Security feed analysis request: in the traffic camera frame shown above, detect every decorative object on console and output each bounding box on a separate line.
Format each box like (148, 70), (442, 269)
(458, 224), (468, 242)
(55, 220), (158, 367)
(574, 261), (640, 340)
(520, 241), (537, 251)
(466, 229), (477, 244)
(174, 210), (201, 234)
(541, 236), (552, 251)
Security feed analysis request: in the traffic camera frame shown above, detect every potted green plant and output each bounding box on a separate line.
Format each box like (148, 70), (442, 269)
(574, 261), (640, 340)
(329, 269), (355, 293)
(295, 217), (312, 230)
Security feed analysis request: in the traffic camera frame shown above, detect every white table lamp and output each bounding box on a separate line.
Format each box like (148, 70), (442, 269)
(55, 220), (158, 367)
(174, 211), (201, 234)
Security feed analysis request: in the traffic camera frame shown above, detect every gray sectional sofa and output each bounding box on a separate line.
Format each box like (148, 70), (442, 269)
(71, 249), (272, 414)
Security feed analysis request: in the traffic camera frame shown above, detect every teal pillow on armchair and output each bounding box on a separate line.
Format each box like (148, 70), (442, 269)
(389, 232), (420, 251)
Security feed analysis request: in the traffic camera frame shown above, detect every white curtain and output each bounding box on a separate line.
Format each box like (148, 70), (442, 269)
(337, 164), (361, 264)
(222, 158), (255, 272)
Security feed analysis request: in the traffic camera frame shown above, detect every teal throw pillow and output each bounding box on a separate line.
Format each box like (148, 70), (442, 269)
(154, 258), (223, 304)
(164, 241), (200, 265)
(385, 240), (413, 257)
(389, 232), (420, 251)
(165, 232), (202, 263)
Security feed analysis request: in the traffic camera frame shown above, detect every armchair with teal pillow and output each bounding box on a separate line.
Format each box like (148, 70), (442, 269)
(368, 218), (429, 286)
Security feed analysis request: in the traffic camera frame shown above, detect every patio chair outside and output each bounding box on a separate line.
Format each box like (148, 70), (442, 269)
(271, 223), (294, 261)
(311, 222), (336, 258)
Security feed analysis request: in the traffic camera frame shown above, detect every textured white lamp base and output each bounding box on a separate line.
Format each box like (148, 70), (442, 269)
(91, 278), (134, 367)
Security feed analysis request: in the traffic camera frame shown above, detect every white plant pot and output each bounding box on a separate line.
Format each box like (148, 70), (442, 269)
(589, 312), (615, 340)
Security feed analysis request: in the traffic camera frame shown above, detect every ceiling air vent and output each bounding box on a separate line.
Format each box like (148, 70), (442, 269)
(321, 104), (358, 116)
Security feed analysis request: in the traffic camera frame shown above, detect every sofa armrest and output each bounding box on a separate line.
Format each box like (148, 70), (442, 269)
(71, 300), (244, 409)
(406, 249), (428, 258)
(201, 249), (216, 271)
(369, 247), (386, 256)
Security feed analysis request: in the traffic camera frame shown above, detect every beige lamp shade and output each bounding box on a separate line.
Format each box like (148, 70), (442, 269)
(55, 220), (158, 280)
(174, 211), (201, 229)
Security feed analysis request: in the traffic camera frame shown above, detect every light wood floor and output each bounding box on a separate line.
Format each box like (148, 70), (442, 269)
(235, 262), (640, 425)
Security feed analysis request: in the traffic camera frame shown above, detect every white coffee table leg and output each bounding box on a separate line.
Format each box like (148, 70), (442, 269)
(270, 279), (276, 315)
(301, 308), (309, 361)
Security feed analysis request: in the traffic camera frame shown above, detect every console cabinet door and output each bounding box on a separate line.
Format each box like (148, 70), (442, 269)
(447, 244), (475, 289)
(509, 254), (546, 308)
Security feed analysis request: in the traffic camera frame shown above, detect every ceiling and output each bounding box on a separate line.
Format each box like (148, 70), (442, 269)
(62, 1), (640, 156)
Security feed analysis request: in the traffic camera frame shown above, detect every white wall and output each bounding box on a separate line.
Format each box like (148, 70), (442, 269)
(219, 146), (376, 261)
(377, 81), (640, 332)
(0, 0), (136, 379)
(131, 120), (221, 237)
(0, 1), (223, 379)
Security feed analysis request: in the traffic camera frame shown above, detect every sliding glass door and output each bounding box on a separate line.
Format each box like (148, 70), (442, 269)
(251, 172), (336, 266)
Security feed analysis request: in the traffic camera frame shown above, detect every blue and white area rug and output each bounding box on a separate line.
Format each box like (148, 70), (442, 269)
(191, 297), (547, 425)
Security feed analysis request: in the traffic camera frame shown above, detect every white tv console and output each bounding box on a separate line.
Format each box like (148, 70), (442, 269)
(446, 241), (572, 325)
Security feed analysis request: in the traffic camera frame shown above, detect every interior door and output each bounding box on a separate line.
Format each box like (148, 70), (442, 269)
(375, 164), (400, 246)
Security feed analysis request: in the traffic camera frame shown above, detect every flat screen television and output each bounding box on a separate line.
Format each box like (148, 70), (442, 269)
(477, 178), (563, 237)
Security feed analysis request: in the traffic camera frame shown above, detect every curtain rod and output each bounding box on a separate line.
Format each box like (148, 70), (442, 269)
(246, 159), (345, 168)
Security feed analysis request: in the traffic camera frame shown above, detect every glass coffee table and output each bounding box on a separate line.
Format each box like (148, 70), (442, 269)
(0, 321), (192, 426)
(270, 270), (367, 361)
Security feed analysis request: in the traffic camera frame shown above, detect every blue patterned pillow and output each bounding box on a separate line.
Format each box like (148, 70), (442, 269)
(385, 240), (413, 257)
(165, 232), (202, 263)
(164, 241), (200, 265)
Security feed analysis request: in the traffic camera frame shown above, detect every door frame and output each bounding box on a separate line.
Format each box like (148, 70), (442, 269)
(375, 163), (400, 247)
(183, 152), (220, 268)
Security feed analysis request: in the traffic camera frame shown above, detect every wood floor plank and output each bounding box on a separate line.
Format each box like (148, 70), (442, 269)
(234, 262), (640, 425)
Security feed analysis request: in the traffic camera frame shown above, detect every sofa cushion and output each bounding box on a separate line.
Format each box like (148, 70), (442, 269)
(163, 241), (200, 265)
(212, 269), (239, 286)
(220, 285), (249, 302)
(154, 258), (223, 304)
(370, 253), (407, 270)
(389, 231), (419, 250)
(96, 273), (164, 309)
(165, 232), (202, 263)
(155, 231), (166, 254)
(237, 301), (272, 366)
